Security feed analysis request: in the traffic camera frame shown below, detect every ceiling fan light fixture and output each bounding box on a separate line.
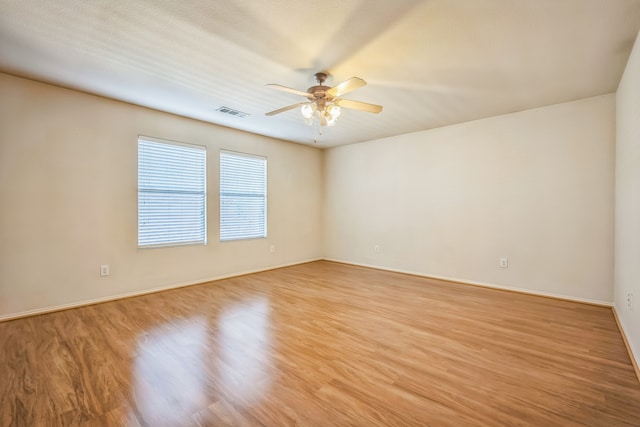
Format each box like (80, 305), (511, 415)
(301, 104), (314, 119)
(323, 104), (340, 126)
(327, 104), (341, 120)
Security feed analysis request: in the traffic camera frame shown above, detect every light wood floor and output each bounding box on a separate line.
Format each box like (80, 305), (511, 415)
(1, 261), (639, 426)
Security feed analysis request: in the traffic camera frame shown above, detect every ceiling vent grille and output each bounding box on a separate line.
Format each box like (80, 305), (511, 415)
(216, 106), (249, 118)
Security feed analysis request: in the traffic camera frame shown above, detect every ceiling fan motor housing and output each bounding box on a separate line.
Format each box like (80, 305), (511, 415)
(307, 72), (332, 107)
(307, 85), (332, 106)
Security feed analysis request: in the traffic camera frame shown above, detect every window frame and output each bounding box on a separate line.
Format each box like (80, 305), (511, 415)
(219, 149), (267, 242)
(137, 135), (207, 249)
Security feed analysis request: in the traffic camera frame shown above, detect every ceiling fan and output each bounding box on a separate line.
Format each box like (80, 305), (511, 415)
(265, 72), (383, 126)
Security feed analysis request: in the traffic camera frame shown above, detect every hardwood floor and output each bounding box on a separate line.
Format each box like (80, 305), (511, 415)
(1, 261), (639, 426)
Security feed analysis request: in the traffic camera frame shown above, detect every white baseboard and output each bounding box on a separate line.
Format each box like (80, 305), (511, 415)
(612, 306), (640, 383)
(0, 258), (322, 322)
(322, 258), (613, 307)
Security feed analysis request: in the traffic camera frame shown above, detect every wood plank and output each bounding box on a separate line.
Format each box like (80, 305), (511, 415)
(0, 261), (639, 426)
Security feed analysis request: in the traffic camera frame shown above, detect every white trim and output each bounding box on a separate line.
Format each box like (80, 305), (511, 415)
(0, 258), (322, 322)
(612, 306), (640, 382)
(322, 258), (613, 307)
(138, 134), (206, 150)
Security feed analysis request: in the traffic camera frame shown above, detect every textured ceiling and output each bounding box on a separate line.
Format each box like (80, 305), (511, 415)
(1, 0), (640, 147)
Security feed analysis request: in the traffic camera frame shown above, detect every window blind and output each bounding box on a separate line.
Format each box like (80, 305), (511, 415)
(138, 137), (207, 247)
(220, 151), (267, 241)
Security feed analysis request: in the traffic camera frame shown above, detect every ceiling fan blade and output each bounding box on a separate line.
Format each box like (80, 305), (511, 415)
(326, 77), (366, 98)
(265, 103), (306, 116)
(266, 84), (311, 98)
(336, 98), (383, 114)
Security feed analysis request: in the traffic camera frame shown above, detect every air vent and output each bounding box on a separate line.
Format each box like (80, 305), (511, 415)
(216, 106), (250, 118)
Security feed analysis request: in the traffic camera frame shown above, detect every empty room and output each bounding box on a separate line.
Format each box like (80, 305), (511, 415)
(1, 1), (640, 426)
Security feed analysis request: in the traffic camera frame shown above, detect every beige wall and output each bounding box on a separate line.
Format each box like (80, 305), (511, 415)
(0, 73), (622, 320)
(324, 95), (615, 303)
(0, 73), (323, 318)
(615, 31), (640, 367)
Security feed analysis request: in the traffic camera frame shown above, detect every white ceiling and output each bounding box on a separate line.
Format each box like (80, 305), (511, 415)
(1, 0), (640, 148)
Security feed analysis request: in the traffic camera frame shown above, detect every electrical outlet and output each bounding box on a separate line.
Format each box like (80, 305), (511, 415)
(628, 293), (634, 312)
(269, 245), (275, 253)
(499, 258), (508, 268)
(374, 245), (381, 253)
(100, 264), (110, 277)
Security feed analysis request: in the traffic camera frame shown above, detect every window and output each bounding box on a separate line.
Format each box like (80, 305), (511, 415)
(138, 136), (207, 248)
(220, 150), (267, 241)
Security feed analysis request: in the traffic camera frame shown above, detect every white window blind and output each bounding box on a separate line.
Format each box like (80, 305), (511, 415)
(138, 137), (207, 248)
(220, 151), (267, 241)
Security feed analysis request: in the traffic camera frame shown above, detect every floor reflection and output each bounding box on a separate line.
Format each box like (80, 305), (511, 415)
(132, 316), (208, 425)
(217, 296), (273, 405)
(129, 297), (273, 424)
